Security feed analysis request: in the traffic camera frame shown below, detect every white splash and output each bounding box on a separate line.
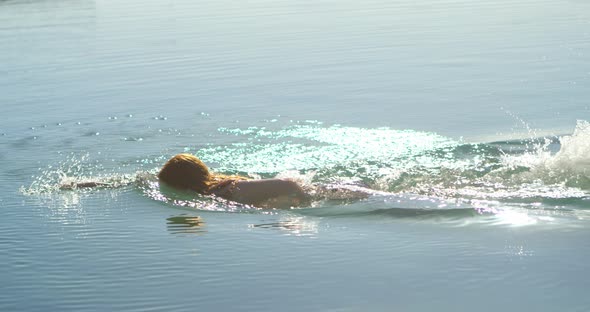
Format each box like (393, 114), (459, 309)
(544, 120), (590, 175)
(501, 120), (590, 189)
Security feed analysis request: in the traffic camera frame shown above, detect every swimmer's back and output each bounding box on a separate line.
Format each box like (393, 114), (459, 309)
(215, 179), (309, 207)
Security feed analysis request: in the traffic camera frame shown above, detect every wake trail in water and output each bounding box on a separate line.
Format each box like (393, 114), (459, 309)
(22, 120), (590, 223)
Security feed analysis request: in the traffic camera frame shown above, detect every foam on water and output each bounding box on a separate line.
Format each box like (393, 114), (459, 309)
(501, 120), (590, 188)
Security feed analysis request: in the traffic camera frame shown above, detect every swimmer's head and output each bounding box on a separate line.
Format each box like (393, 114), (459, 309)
(158, 153), (211, 193)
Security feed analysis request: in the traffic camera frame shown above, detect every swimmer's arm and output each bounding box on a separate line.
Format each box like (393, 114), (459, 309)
(208, 179), (237, 197)
(59, 172), (151, 190)
(59, 181), (114, 190)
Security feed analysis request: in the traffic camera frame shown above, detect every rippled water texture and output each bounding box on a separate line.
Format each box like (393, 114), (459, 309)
(1, 0), (590, 311)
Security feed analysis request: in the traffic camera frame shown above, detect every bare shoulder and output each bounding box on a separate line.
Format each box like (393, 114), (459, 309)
(230, 178), (309, 207)
(235, 178), (302, 191)
(237, 178), (298, 185)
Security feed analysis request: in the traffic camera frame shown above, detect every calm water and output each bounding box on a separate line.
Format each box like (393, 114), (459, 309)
(2, 0), (590, 311)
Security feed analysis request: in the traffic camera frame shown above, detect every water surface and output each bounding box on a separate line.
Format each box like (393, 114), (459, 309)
(1, 0), (590, 311)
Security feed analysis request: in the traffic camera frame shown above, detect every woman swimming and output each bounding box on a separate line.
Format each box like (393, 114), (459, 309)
(60, 153), (371, 208)
(158, 153), (310, 208)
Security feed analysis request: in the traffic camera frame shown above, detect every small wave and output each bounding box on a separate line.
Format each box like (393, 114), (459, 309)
(370, 121), (590, 202)
(500, 120), (590, 189)
(299, 206), (487, 219)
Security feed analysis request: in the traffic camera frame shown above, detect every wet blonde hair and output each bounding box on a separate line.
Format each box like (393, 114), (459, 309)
(158, 153), (246, 194)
